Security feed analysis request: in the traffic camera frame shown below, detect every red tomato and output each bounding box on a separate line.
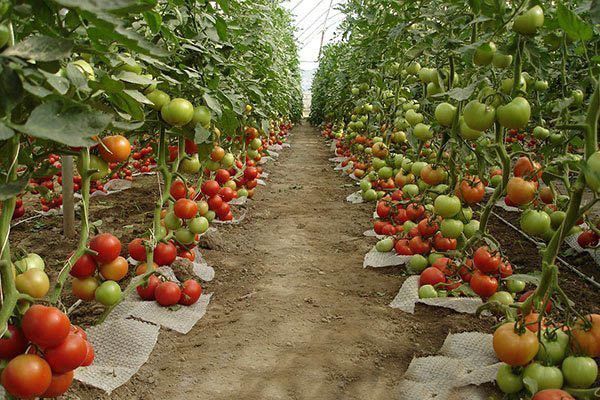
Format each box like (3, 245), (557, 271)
(531, 390), (574, 400)
(518, 290), (552, 313)
(0, 325), (28, 360)
(41, 371), (74, 398)
(0, 354), (52, 398)
(473, 246), (501, 273)
(155, 282), (182, 306)
(208, 195), (224, 211)
(174, 198), (198, 219)
(432, 257), (454, 275)
(81, 340), (95, 367)
(184, 139), (198, 155)
(409, 236), (431, 254)
(136, 274), (160, 300)
(406, 203), (425, 221)
(376, 201), (391, 219)
(170, 180), (187, 200)
(69, 253), (97, 278)
(44, 333), (87, 373)
(419, 267), (446, 287)
(89, 233), (122, 264)
(154, 242), (177, 266)
(179, 279), (203, 306)
(128, 238), (147, 262)
(219, 187), (235, 202)
(244, 167), (258, 180)
(215, 169), (231, 184)
(499, 262), (513, 278)
(201, 180), (220, 197)
(417, 218), (439, 237)
(22, 305), (71, 348)
(395, 239), (413, 255)
(433, 233), (457, 251)
(470, 271), (498, 298)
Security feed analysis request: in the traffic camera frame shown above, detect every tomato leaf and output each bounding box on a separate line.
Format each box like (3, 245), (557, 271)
(53, 0), (156, 14)
(0, 66), (24, 116)
(523, 376), (538, 396)
(3, 36), (73, 61)
(194, 125), (212, 144)
(111, 120), (144, 131)
(214, 15), (228, 41)
(443, 83), (477, 101)
(0, 178), (29, 201)
(14, 99), (112, 146)
(503, 274), (541, 285)
(143, 11), (162, 34)
(557, 3), (594, 42)
(0, 121), (14, 140)
(40, 70), (70, 95)
(203, 92), (222, 117)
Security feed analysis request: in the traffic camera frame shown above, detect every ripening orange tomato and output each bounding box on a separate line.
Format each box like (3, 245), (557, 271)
(99, 135), (131, 163)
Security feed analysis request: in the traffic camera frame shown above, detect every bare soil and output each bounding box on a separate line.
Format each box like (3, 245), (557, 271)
(10, 123), (598, 399)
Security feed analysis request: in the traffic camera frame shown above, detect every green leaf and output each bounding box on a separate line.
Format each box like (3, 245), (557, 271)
(111, 120), (144, 131)
(123, 89), (152, 105)
(504, 274), (540, 285)
(0, 121), (14, 140)
(214, 16), (228, 41)
(53, 0), (156, 14)
(557, 3), (593, 42)
(108, 92), (144, 120)
(22, 82), (52, 98)
(65, 63), (90, 90)
(215, 0), (229, 13)
(41, 70), (70, 95)
(3, 36), (73, 61)
(89, 73), (126, 94)
(0, 67), (24, 115)
(523, 376), (538, 396)
(143, 11), (162, 34)
(116, 71), (157, 86)
(219, 108), (239, 135)
(0, 178), (28, 201)
(203, 93), (222, 117)
(591, 0), (600, 25)
(194, 125), (211, 144)
(442, 83), (477, 101)
(15, 99), (112, 146)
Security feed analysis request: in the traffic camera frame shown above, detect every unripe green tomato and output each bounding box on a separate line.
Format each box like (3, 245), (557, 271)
(161, 98), (195, 127)
(95, 280), (122, 306)
(147, 90), (171, 111)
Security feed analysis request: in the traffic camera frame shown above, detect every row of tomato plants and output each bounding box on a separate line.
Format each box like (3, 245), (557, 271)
(312, 1), (599, 398)
(0, 0), (301, 398)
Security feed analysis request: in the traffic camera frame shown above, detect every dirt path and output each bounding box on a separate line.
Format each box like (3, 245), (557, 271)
(72, 123), (491, 400)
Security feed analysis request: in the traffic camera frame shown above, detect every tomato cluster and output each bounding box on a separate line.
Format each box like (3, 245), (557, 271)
(69, 233), (126, 307)
(0, 306), (94, 399)
(136, 275), (203, 307)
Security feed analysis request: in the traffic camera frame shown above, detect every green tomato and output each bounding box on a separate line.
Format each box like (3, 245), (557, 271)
(179, 155), (201, 174)
(520, 210), (551, 237)
(359, 179), (372, 191)
(550, 133), (564, 145)
(492, 53), (513, 69)
(506, 279), (526, 293)
(78, 155), (109, 181)
(175, 228), (195, 245)
(250, 138), (262, 150)
(534, 80), (549, 91)
(536, 330), (569, 366)
(459, 117), (483, 140)
(161, 98), (195, 127)
(428, 252), (444, 265)
(95, 280), (122, 306)
(405, 109), (424, 126)
(362, 189), (378, 202)
(562, 356), (598, 388)
(408, 255), (429, 274)
(0, 24), (9, 48)
(376, 238), (394, 253)
(72, 60), (96, 81)
(464, 220), (480, 238)
(463, 100), (496, 131)
(401, 158), (413, 172)
(413, 123), (432, 141)
(533, 126), (550, 140)
(351, 87), (360, 95)
(437, 290), (448, 297)
(489, 291), (514, 305)
(237, 188), (248, 198)
(164, 211), (182, 230)
(192, 105), (211, 127)
(393, 155), (404, 168)
(434, 195), (462, 218)
(418, 284), (438, 299)
(221, 153), (235, 168)
(571, 89), (584, 106)
(496, 364), (524, 394)
(14, 253), (45, 271)
(372, 157), (386, 170)
(550, 211), (566, 230)
(378, 166), (393, 180)
(403, 220), (417, 234)
(523, 363), (563, 393)
(188, 216), (209, 235)
(204, 210), (216, 222)
(497, 97), (531, 129)
(440, 219), (464, 239)
(513, 5), (544, 36)
(410, 162), (427, 176)
(146, 90), (170, 111)
(473, 42), (497, 66)
(426, 82), (443, 97)
(500, 76), (527, 94)
(206, 159), (221, 171)
(406, 61), (421, 75)
(434, 102), (457, 127)
(403, 184), (420, 198)
(584, 151), (600, 192)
